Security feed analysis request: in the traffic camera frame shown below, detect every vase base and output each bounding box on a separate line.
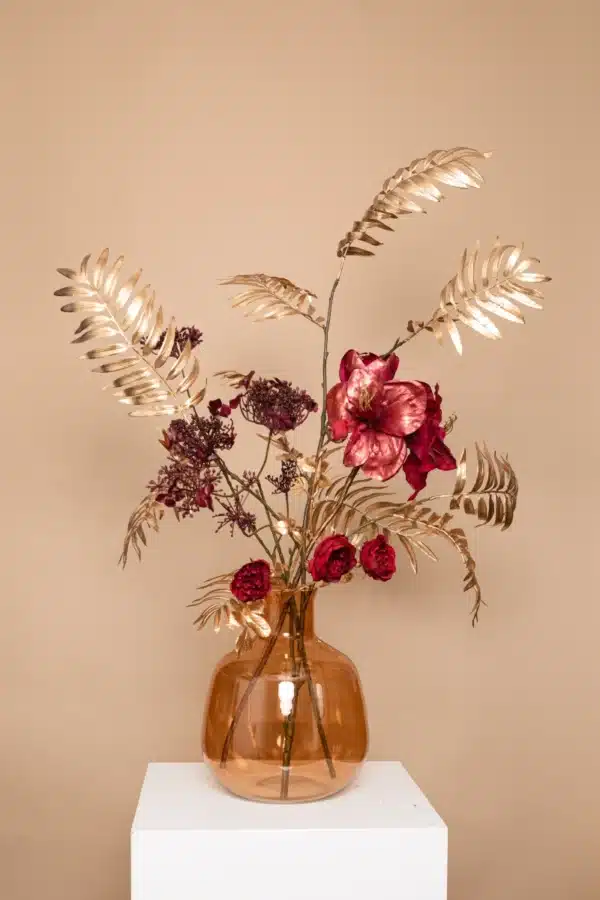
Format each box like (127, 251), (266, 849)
(206, 758), (361, 803)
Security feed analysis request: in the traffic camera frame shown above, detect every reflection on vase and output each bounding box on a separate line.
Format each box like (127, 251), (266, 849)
(203, 587), (368, 802)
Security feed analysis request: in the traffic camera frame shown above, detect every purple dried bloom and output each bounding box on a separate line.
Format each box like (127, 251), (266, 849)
(150, 462), (219, 518)
(215, 501), (257, 537)
(267, 459), (299, 494)
(160, 415), (235, 464)
(240, 378), (317, 432)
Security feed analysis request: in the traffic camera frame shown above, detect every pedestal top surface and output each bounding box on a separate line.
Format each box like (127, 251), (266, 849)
(132, 762), (445, 833)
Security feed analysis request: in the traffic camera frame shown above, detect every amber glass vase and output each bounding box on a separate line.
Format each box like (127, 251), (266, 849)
(203, 587), (368, 802)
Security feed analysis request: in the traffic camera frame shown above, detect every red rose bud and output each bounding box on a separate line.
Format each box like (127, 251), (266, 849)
(360, 534), (396, 582)
(230, 560), (272, 604)
(308, 534), (357, 583)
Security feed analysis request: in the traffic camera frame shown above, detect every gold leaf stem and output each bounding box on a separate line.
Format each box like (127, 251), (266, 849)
(299, 467), (359, 578)
(298, 253), (348, 583)
(296, 593), (336, 778)
(220, 601), (289, 767)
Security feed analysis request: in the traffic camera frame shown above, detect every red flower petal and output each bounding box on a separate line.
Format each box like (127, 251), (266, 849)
(343, 427), (374, 468)
(360, 433), (408, 481)
(326, 382), (352, 440)
(378, 381), (427, 437)
(339, 349), (400, 383)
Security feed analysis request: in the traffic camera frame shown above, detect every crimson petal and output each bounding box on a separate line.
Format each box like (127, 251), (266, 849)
(378, 381), (427, 437)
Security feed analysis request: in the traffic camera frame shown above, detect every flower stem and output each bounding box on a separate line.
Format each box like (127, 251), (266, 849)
(297, 594), (336, 779)
(279, 598), (300, 800)
(220, 601), (289, 768)
(299, 254), (348, 581)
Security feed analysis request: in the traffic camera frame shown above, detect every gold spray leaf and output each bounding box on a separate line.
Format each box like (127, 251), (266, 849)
(450, 444), (518, 531)
(190, 573), (271, 650)
(56, 249), (205, 417)
(338, 147), (491, 257)
(221, 274), (325, 327)
(434, 241), (550, 354)
(119, 492), (164, 567)
(310, 476), (483, 623)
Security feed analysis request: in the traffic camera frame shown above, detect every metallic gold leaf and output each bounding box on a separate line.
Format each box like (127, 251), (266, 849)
(338, 147), (491, 257)
(221, 274), (325, 327)
(433, 240), (549, 354)
(119, 492), (164, 567)
(309, 475), (482, 623)
(57, 250), (205, 417)
(449, 444), (518, 531)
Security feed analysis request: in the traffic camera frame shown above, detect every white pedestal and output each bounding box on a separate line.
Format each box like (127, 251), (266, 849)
(131, 762), (447, 900)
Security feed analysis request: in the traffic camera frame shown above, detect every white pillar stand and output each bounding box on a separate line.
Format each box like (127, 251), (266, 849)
(131, 761), (447, 900)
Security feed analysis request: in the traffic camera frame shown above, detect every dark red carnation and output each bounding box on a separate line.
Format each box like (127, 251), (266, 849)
(230, 560), (271, 604)
(403, 383), (456, 499)
(308, 534), (357, 583)
(360, 534), (396, 582)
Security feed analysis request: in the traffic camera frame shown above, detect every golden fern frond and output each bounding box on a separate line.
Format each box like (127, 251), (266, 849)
(311, 477), (482, 623)
(449, 445), (518, 530)
(432, 240), (550, 354)
(189, 573), (271, 644)
(214, 369), (254, 387)
(56, 249), (206, 416)
(338, 147), (491, 258)
(221, 274), (325, 327)
(119, 492), (164, 567)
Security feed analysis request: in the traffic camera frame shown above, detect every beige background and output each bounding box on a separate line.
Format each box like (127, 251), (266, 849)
(1, 1), (599, 898)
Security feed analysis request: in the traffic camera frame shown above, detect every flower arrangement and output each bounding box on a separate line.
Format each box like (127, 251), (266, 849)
(55, 145), (549, 652)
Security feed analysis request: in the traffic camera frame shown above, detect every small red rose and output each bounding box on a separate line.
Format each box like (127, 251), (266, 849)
(360, 534), (396, 582)
(308, 534), (357, 583)
(230, 560), (272, 604)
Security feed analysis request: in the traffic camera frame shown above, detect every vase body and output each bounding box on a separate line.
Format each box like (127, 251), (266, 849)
(202, 588), (368, 802)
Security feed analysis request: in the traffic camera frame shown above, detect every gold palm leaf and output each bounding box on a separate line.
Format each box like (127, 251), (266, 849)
(119, 492), (164, 567)
(449, 444), (518, 530)
(311, 476), (483, 624)
(221, 274), (325, 327)
(338, 147), (491, 258)
(189, 573), (271, 644)
(433, 240), (550, 354)
(56, 249), (206, 416)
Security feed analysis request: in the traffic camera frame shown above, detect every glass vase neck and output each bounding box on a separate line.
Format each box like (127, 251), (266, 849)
(263, 587), (316, 639)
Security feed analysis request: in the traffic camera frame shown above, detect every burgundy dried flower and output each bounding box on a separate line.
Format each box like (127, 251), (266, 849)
(267, 459), (299, 494)
(215, 500), (257, 537)
(151, 463), (219, 518)
(208, 398), (232, 418)
(230, 560), (271, 604)
(161, 416), (235, 464)
(240, 378), (317, 433)
(360, 534), (396, 581)
(308, 534), (357, 583)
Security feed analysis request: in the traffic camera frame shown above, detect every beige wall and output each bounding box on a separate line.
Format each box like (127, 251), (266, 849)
(1, 1), (599, 897)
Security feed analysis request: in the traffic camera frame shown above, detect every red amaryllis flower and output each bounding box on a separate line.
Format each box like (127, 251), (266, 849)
(326, 350), (427, 481)
(360, 534), (396, 582)
(403, 383), (456, 499)
(230, 560), (271, 604)
(308, 534), (357, 583)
